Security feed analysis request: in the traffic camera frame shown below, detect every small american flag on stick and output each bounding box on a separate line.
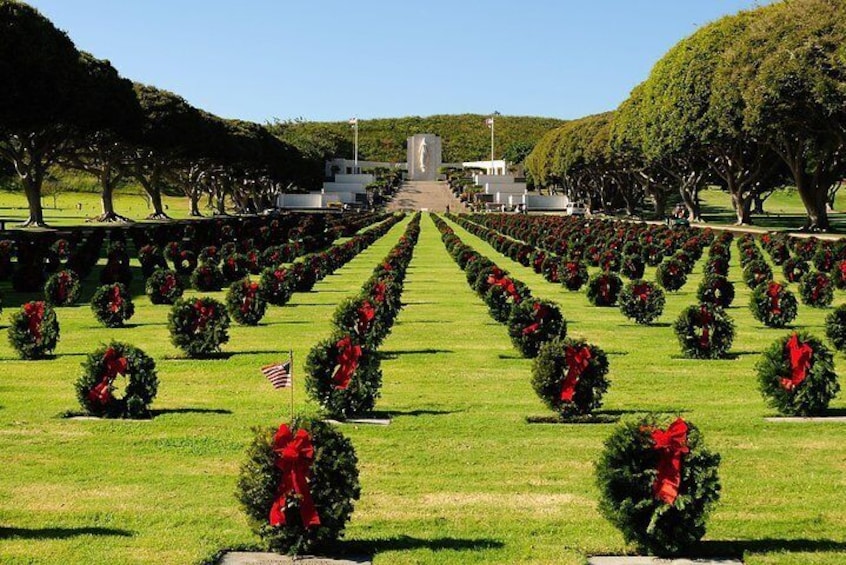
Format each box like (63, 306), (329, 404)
(262, 359), (292, 389)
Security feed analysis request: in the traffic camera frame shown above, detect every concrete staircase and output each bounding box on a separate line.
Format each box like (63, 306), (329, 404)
(387, 181), (466, 213)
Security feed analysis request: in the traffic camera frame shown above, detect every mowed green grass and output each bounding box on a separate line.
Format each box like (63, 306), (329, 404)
(0, 213), (843, 564)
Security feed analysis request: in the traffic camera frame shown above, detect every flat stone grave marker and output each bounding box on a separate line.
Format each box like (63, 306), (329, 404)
(588, 557), (742, 565)
(325, 418), (391, 426)
(218, 552), (371, 565)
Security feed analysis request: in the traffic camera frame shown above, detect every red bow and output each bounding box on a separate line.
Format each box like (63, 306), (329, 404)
(782, 333), (813, 391)
(357, 300), (376, 335)
(332, 336), (362, 390)
(767, 282), (782, 315)
(698, 306), (712, 348)
(650, 418), (689, 505)
(488, 272), (522, 303)
(160, 274), (176, 296)
(57, 272), (70, 302)
(240, 282), (260, 315)
(24, 302), (45, 342)
(372, 282), (387, 304)
(87, 347), (128, 405)
(194, 300), (215, 332)
(269, 424), (321, 528)
(522, 302), (551, 336)
(560, 345), (592, 402)
(109, 285), (123, 313)
(632, 283), (651, 302)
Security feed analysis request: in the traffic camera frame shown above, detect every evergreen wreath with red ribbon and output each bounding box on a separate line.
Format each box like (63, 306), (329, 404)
(507, 298), (567, 358)
(619, 279), (665, 325)
(145, 268), (184, 305)
(75, 341), (158, 418)
(696, 275), (735, 309)
(90, 283), (135, 328)
(798, 271), (834, 308)
(226, 278), (268, 326)
(7, 300), (60, 359)
(749, 281), (798, 328)
(655, 258), (688, 292)
(167, 297), (231, 357)
(44, 269), (81, 306)
(560, 260), (589, 291)
(595, 416), (721, 556)
(259, 267), (294, 306)
(191, 264), (224, 292)
(756, 332), (840, 416)
(531, 337), (609, 417)
(673, 303), (735, 359)
(235, 417), (360, 555)
(304, 334), (382, 420)
(586, 272), (623, 306)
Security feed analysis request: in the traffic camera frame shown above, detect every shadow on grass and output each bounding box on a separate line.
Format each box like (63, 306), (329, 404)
(374, 408), (462, 418)
(0, 526), (133, 540)
(342, 535), (504, 554)
(723, 351), (763, 359)
(696, 538), (846, 557)
(150, 407), (233, 416)
(380, 348), (454, 359)
(162, 352), (235, 361)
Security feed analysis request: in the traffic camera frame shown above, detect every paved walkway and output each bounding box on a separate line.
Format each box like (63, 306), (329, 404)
(387, 181), (466, 213)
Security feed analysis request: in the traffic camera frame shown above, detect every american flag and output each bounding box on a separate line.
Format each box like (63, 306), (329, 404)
(349, 117), (358, 125)
(485, 117), (494, 127)
(261, 360), (292, 389)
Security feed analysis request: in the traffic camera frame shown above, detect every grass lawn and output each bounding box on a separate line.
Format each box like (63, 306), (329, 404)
(0, 213), (844, 564)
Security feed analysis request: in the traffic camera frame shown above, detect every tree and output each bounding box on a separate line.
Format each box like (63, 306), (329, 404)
(720, 0), (846, 231)
(0, 0), (86, 226)
(62, 53), (142, 222)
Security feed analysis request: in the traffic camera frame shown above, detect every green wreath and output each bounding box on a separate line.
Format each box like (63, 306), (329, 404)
(7, 301), (60, 359)
(259, 267), (294, 307)
(532, 337), (609, 417)
(833, 260), (846, 290)
(226, 278), (268, 326)
(90, 283), (135, 328)
(173, 249), (198, 277)
(304, 334), (382, 420)
(756, 332), (840, 416)
(222, 253), (250, 283)
(560, 260), (589, 291)
(620, 255), (645, 280)
(742, 259), (772, 289)
(235, 417), (361, 555)
(199, 245), (222, 266)
(825, 305), (846, 353)
(782, 257), (809, 284)
(145, 268), (184, 305)
(704, 257), (729, 278)
(749, 282), (798, 328)
(619, 279), (665, 325)
(595, 416), (721, 556)
(655, 259), (687, 292)
(191, 264), (224, 292)
(44, 269), (81, 306)
(506, 298), (567, 358)
(696, 275), (735, 309)
(673, 303), (735, 359)
(332, 295), (385, 350)
(483, 277), (531, 322)
(168, 297), (231, 357)
(75, 341), (158, 419)
(587, 272), (623, 307)
(798, 271), (834, 308)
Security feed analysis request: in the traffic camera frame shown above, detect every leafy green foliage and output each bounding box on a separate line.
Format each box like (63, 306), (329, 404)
(75, 341), (158, 418)
(532, 337), (609, 417)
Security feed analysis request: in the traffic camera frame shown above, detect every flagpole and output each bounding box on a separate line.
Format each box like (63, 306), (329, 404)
(289, 349), (295, 421)
(353, 119), (359, 174)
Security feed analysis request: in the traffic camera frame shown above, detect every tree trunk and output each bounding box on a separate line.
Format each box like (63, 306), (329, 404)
(21, 172), (47, 227)
(648, 186), (666, 218)
(795, 171), (830, 231)
(729, 180), (752, 225)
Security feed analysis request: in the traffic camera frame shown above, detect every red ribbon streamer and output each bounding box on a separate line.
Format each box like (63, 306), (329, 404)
(632, 283), (651, 302)
(650, 418), (690, 505)
(522, 302), (551, 336)
(87, 347), (128, 405)
(698, 306), (712, 348)
(373, 282), (387, 304)
(269, 424), (321, 528)
(160, 274), (176, 296)
(767, 282), (782, 315)
(109, 285), (123, 313)
(781, 333), (813, 391)
(560, 345), (592, 402)
(24, 302), (45, 342)
(194, 300), (215, 332)
(240, 282), (260, 315)
(332, 336), (362, 390)
(357, 300), (376, 335)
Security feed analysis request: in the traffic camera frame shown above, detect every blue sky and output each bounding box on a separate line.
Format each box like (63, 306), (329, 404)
(29, 1), (771, 123)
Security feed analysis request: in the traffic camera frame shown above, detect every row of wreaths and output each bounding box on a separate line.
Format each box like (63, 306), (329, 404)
(232, 213), (423, 554)
(6, 214), (408, 423)
(433, 212), (842, 556)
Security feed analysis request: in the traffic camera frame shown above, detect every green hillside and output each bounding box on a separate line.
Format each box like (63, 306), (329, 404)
(270, 114), (566, 165)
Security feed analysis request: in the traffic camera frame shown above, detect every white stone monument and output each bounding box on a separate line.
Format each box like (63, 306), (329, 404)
(406, 134), (442, 181)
